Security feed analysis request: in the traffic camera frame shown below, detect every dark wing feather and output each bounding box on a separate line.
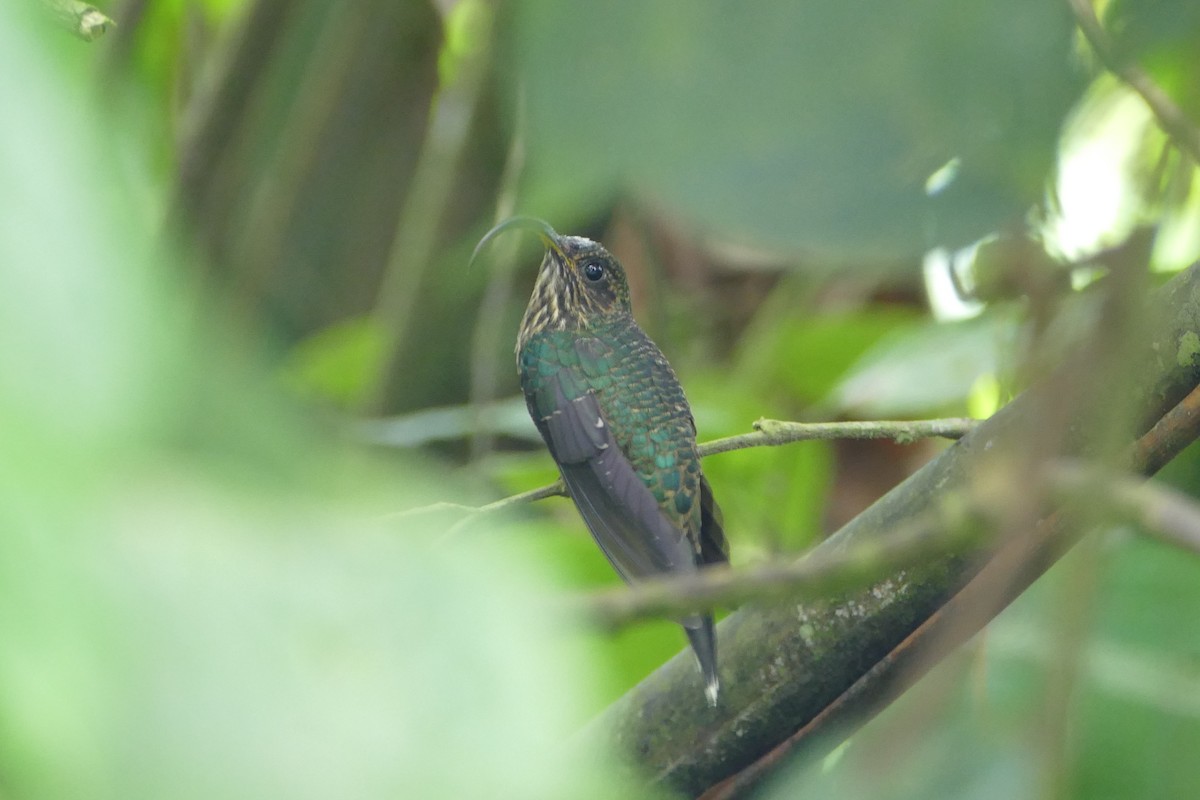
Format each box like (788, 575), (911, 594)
(698, 475), (729, 567)
(531, 374), (697, 581)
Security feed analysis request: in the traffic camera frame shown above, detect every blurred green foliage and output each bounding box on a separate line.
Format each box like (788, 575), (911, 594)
(764, 533), (1200, 799)
(0, 6), (623, 799)
(830, 311), (1018, 417)
(505, 0), (1083, 259)
(1110, 0), (1200, 119)
(5, 0), (1200, 796)
(280, 315), (383, 409)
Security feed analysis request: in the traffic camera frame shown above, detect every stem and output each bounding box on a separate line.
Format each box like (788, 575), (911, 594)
(1066, 0), (1200, 164)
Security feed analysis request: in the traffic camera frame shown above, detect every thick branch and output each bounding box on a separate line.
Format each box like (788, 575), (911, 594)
(700, 386), (1200, 799)
(588, 456), (1200, 630)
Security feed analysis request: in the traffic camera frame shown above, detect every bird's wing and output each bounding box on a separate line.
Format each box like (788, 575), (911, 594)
(527, 364), (698, 582)
(698, 475), (730, 567)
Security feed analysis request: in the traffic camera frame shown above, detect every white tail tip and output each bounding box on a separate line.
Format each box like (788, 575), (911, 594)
(704, 676), (720, 707)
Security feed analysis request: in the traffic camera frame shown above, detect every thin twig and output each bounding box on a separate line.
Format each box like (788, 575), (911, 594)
(702, 417), (976, 456)
(391, 481), (564, 523)
(1127, 482), (1200, 555)
(1050, 462), (1200, 556)
(1067, 0), (1200, 164)
(401, 417), (977, 522)
(437, 481), (566, 540)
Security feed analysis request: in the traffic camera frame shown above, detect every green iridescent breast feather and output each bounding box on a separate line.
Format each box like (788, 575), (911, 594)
(518, 317), (703, 537)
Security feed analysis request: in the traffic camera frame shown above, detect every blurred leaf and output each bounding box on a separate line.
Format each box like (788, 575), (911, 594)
(1109, 0), (1200, 119)
(704, 439), (832, 556)
(104, 492), (617, 800)
(1154, 438), (1200, 497)
(484, 450), (560, 497)
(767, 532), (1200, 798)
(488, 459), (700, 706)
(280, 315), (383, 409)
(357, 395), (540, 447)
(0, 10), (630, 799)
(505, 0), (1084, 261)
(503, 510), (697, 710)
(198, 0), (253, 22)
(829, 312), (1017, 416)
(689, 371), (833, 554)
(763, 646), (1037, 800)
(3, 473), (625, 800)
(1048, 74), (1200, 271)
(993, 534), (1200, 799)
(440, 0), (492, 84)
(1087, 535), (1200, 664)
(736, 305), (924, 405)
(0, 7), (176, 461)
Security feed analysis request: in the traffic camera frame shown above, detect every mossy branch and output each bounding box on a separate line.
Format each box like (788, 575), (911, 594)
(700, 381), (1200, 799)
(580, 457), (1200, 630)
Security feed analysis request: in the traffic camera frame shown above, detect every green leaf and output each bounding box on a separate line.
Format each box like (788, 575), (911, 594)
(766, 533), (1200, 798)
(736, 305), (924, 405)
(280, 315), (384, 409)
(489, 460), (706, 707)
(828, 312), (1017, 416)
(1108, 0), (1200, 120)
(0, 11), (632, 798)
(504, 0), (1084, 261)
(687, 371), (834, 554)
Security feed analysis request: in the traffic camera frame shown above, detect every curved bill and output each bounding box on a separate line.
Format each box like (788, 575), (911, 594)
(469, 216), (565, 268)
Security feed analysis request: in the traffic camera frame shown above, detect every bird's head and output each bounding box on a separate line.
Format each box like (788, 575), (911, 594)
(473, 217), (633, 336)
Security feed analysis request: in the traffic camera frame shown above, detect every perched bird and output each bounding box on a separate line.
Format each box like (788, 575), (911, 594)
(473, 217), (730, 705)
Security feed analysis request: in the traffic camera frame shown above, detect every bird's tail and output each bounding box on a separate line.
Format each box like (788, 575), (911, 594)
(683, 614), (720, 706)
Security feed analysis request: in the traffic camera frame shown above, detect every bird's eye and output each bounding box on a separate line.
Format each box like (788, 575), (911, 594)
(583, 261), (604, 282)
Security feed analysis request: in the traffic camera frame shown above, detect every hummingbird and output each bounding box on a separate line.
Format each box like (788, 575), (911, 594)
(473, 217), (730, 705)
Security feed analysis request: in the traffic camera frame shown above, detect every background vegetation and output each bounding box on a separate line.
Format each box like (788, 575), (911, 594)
(3, 0), (1200, 797)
